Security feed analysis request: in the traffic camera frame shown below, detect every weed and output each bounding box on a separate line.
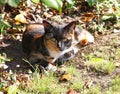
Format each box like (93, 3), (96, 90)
(104, 76), (120, 94)
(93, 0), (120, 33)
(84, 86), (101, 94)
(115, 48), (120, 59)
(109, 76), (120, 92)
(65, 65), (79, 76)
(70, 80), (84, 92)
(0, 53), (12, 63)
(0, 14), (11, 34)
(18, 65), (85, 94)
(85, 57), (115, 74)
(19, 71), (67, 94)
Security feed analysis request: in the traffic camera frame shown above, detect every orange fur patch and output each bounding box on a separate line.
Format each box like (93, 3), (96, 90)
(33, 34), (42, 39)
(27, 24), (43, 32)
(45, 39), (60, 52)
(81, 39), (88, 45)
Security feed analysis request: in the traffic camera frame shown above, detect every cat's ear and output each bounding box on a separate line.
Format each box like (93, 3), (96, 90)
(64, 21), (77, 33)
(43, 20), (53, 33)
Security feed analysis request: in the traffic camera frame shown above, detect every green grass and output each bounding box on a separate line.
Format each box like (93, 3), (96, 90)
(19, 66), (82, 94)
(63, 65), (79, 76)
(84, 86), (101, 94)
(0, 47), (119, 94)
(0, 53), (12, 64)
(104, 76), (120, 94)
(115, 48), (120, 60)
(85, 57), (115, 74)
(70, 79), (84, 92)
(0, 62), (119, 94)
(20, 72), (63, 94)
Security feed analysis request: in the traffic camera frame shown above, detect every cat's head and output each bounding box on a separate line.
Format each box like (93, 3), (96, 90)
(43, 20), (77, 51)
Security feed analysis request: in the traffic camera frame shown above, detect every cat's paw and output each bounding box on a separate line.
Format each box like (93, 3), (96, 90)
(46, 63), (57, 72)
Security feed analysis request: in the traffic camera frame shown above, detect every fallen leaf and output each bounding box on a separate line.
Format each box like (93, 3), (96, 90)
(113, 29), (120, 33)
(84, 80), (93, 89)
(80, 12), (95, 23)
(15, 14), (27, 24)
(21, 74), (30, 83)
(44, 12), (53, 18)
(59, 73), (71, 82)
(115, 62), (120, 67)
(66, 89), (78, 94)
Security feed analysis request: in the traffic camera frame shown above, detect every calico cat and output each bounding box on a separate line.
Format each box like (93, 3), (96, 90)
(22, 20), (78, 71)
(22, 20), (94, 70)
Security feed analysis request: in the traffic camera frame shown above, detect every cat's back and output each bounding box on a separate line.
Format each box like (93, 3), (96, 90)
(22, 23), (45, 54)
(24, 23), (44, 35)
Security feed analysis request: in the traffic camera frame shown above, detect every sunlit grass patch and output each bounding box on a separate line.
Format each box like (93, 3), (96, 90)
(115, 48), (120, 59)
(64, 65), (79, 76)
(70, 80), (84, 92)
(109, 76), (120, 92)
(85, 57), (115, 74)
(84, 86), (101, 94)
(21, 72), (66, 94)
(104, 76), (120, 94)
(18, 65), (84, 94)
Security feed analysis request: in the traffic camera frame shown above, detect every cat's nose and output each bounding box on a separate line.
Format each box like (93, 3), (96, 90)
(58, 41), (65, 51)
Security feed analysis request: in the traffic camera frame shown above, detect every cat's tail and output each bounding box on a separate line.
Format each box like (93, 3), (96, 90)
(75, 27), (94, 46)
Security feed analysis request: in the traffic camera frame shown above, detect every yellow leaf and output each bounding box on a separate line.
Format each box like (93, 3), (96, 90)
(15, 21), (21, 25)
(15, 14), (27, 24)
(60, 73), (71, 82)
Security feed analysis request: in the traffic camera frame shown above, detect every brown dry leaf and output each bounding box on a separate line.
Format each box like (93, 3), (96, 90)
(44, 12), (53, 18)
(7, 28), (20, 34)
(59, 73), (71, 82)
(13, 80), (20, 86)
(94, 30), (99, 37)
(115, 62), (120, 67)
(21, 74), (30, 83)
(80, 12), (95, 23)
(66, 89), (78, 94)
(84, 80), (93, 89)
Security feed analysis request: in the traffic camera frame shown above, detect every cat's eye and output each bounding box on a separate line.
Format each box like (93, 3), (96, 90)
(62, 39), (67, 42)
(51, 38), (56, 41)
(46, 33), (53, 38)
(63, 39), (68, 42)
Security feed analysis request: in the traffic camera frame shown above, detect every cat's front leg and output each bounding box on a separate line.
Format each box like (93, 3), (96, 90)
(44, 56), (57, 71)
(29, 51), (44, 63)
(46, 63), (57, 72)
(29, 51), (57, 71)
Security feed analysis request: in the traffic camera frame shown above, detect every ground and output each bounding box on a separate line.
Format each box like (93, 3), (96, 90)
(0, 32), (120, 92)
